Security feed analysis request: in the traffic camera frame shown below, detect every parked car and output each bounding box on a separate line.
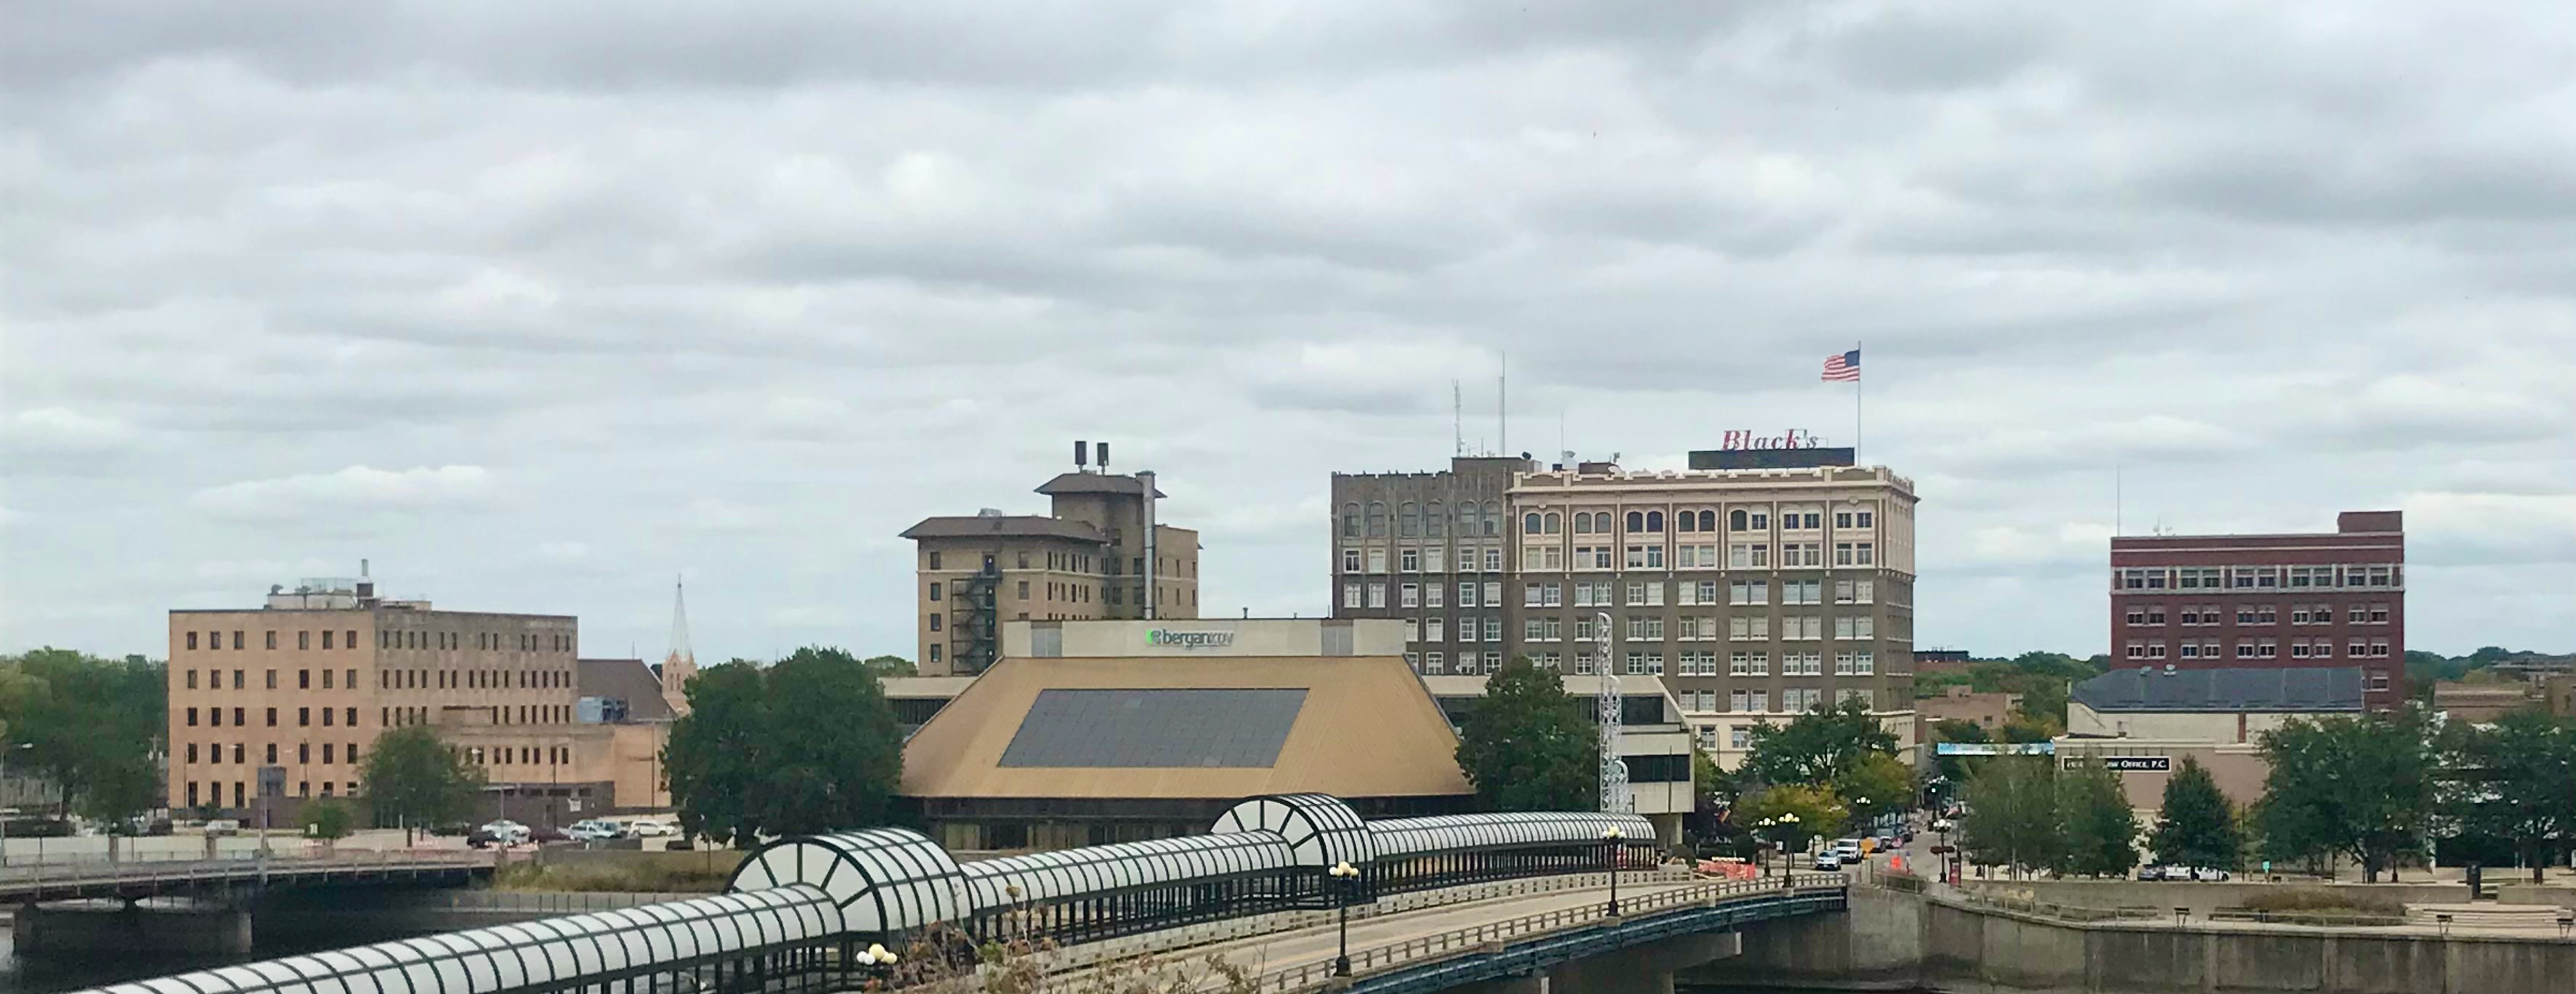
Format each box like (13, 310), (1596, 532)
(1812, 852), (1844, 871)
(2190, 867), (2232, 881)
(1831, 838), (1866, 862)
(566, 820), (623, 842)
(474, 820), (530, 847)
(204, 818), (241, 836)
(626, 819), (678, 839)
(2136, 865), (2162, 881)
(2155, 865), (2194, 881)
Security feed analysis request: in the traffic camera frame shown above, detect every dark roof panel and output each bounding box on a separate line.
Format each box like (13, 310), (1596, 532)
(1034, 472), (1166, 498)
(578, 658), (676, 722)
(899, 515), (1103, 541)
(2073, 666), (2365, 713)
(997, 688), (1308, 768)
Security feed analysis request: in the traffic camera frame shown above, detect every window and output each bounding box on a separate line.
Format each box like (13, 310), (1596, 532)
(1366, 548), (1387, 573)
(1524, 512), (1544, 535)
(1483, 581), (1502, 605)
(266, 708), (276, 727)
(1401, 503), (1420, 538)
(1483, 546), (1502, 571)
(1458, 582), (1478, 607)
(1425, 502), (1443, 537)
(1730, 544), (1769, 568)
(1728, 615), (1770, 640)
(1400, 548), (1420, 572)
(298, 707), (310, 727)
(1401, 583), (1420, 608)
(1483, 617), (1503, 642)
(1627, 510), (1644, 533)
(1365, 582), (1387, 608)
(1833, 615), (1874, 639)
(1645, 510), (1664, 533)
(2369, 670), (2391, 692)
(322, 668), (334, 690)
(1783, 580), (1821, 605)
(1425, 583), (1444, 608)
(929, 581), (943, 602)
(1425, 618), (1445, 642)
(1835, 579), (1874, 604)
(1730, 509), (1749, 531)
(187, 631), (199, 651)
(1366, 502), (1388, 537)
(1406, 618), (1422, 642)
(1342, 504), (1360, 538)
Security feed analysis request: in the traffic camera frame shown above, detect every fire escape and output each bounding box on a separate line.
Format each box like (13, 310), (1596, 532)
(955, 554), (1003, 674)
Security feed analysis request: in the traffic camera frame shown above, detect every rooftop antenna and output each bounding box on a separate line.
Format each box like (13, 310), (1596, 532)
(1497, 351), (1507, 457)
(1453, 381), (1464, 456)
(2115, 465), (2123, 536)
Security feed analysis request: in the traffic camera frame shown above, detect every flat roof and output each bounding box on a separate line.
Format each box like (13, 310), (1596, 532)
(900, 515), (1103, 542)
(900, 655), (1471, 801)
(169, 607), (575, 619)
(1034, 472), (1167, 498)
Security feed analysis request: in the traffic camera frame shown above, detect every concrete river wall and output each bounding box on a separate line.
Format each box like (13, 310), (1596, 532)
(1699, 886), (2570, 994)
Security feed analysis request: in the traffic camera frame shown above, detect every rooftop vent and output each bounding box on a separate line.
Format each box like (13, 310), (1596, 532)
(977, 507), (1005, 518)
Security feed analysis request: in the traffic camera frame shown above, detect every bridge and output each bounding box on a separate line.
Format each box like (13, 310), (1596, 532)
(75, 795), (1847, 994)
(1, 851), (492, 903)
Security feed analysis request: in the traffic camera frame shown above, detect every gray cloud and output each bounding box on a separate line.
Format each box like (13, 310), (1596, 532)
(6, 0), (2574, 660)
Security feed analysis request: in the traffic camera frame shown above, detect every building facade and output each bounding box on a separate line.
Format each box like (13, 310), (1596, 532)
(167, 577), (591, 821)
(904, 443), (1200, 676)
(1916, 687), (2020, 735)
(2109, 511), (2405, 710)
(1332, 456), (1921, 769)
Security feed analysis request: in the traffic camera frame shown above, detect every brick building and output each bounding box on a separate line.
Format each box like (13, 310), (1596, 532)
(2109, 511), (2405, 710)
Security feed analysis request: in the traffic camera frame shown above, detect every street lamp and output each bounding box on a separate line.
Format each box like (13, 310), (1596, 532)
(1757, 817), (1778, 878)
(859, 942), (899, 988)
(0, 742), (32, 868)
(1328, 860), (1361, 977)
(1780, 812), (1801, 878)
(1603, 827), (1626, 917)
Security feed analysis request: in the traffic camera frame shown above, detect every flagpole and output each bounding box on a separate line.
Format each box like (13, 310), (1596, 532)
(1855, 340), (1864, 463)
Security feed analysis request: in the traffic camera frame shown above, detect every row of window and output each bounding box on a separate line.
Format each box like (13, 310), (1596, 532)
(184, 629), (570, 652)
(2115, 564), (2401, 591)
(1344, 500), (1505, 539)
(2125, 604), (2394, 627)
(1677, 687), (1879, 717)
(2122, 639), (2394, 659)
(1404, 650), (1509, 676)
(186, 780), (352, 809)
(1535, 578), (1874, 607)
(185, 705), (357, 728)
(183, 741), (360, 767)
(1520, 506), (1879, 536)
(184, 666), (572, 692)
(1344, 541), (1881, 574)
(1342, 545), (1506, 575)
(463, 745), (572, 767)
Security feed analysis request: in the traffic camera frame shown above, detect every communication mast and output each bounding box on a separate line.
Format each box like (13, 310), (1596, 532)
(1596, 611), (1631, 813)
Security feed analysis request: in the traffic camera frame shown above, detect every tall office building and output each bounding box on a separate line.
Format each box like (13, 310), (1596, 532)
(1327, 456), (1531, 679)
(903, 441), (1201, 676)
(1332, 452), (1920, 768)
(166, 573), (590, 820)
(2109, 510), (2405, 710)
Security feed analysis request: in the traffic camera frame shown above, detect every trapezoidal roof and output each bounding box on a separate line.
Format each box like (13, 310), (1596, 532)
(900, 655), (1472, 801)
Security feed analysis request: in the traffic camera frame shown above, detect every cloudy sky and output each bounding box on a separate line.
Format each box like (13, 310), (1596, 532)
(5, 1), (2572, 663)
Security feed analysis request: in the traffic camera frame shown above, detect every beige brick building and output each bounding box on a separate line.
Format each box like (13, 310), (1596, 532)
(1333, 456), (1921, 770)
(902, 443), (1199, 676)
(166, 576), (648, 824)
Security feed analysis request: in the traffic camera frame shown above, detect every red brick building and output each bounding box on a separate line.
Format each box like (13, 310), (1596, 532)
(2110, 511), (2405, 711)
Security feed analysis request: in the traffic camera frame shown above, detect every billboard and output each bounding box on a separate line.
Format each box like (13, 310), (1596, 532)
(1690, 448), (1858, 470)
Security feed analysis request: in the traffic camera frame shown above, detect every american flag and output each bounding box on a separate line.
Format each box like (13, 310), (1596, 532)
(1821, 348), (1860, 382)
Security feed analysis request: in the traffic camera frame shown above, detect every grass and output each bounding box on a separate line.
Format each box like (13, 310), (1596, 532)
(493, 860), (736, 894)
(2236, 887), (2409, 916)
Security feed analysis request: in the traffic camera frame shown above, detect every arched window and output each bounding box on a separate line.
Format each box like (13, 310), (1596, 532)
(1543, 512), (1562, 534)
(1646, 510), (1664, 532)
(1576, 512), (1595, 533)
(1342, 504), (1360, 538)
(1459, 502), (1481, 535)
(1366, 502), (1388, 538)
(1626, 511), (1645, 533)
(1425, 501), (1445, 537)
(1677, 510), (1697, 533)
(1730, 509), (1748, 531)
(1699, 510), (1717, 533)
(1483, 501), (1502, 536)
(1523, 512), (1544, 535)
(1400, 502), (1420, 538)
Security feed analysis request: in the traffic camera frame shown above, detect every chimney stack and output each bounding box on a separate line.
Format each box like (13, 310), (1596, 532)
(1098, 442), (1111, 470)
(1074, 440), (1090, 471)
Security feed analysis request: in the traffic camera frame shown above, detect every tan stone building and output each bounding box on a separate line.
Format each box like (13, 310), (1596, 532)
(902, 442), (1200, 676)
(168, 575), (667, 825)
(1916, 687), (2021, 736)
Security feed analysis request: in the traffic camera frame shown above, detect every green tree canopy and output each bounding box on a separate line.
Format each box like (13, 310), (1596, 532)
(1455, 657), (1598, 812)
(665, 647), (908, 844)
(2057, 760), (2140, 878)
(1, 649), (165, 823)
(1834, 752), (1915, 822)
(1927, 719), (1990, 786)
(2443, 709), (2576, 882)
(2147, 756), (2243, 870)
(1959, 755), (2062, 878)
(2257, 712), (2434, 881)
(1740, 697), (1897, 789)
(1738, 783), (1849, 854)
(301, 797), (356, 840)
(360, 725), (487, 845)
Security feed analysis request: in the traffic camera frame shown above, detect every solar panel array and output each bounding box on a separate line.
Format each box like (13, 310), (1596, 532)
(997, 688), (1308, 768)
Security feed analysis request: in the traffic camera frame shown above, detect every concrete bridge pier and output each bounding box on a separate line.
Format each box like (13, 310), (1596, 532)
(12, 897), (254, 958)
(1448, 930), (1742, 994)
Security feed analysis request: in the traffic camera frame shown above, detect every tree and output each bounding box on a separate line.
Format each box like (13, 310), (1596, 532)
(2, 649), (164, 823)
(2445, 709), (2576, 882)
(301, 797), (355, 841)
(1834, 752), (1915, 823)
(2147, 756), (2242, 870)
(1739, 698), (1897, 788)
(361, 727), (486, 845)
(750, 649), (907, 836)
(1959, 755), (2061, 878)
(665, 647), (908, 844)
(1455, 657), (1598, 812)
(2057, 760), (2139, 877)
(2257, 712), (2433, 881)
(1738, 783), (1848, 856)
(861, 655), (919, 678)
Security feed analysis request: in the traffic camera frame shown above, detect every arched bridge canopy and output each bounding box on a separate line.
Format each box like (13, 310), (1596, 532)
(961, 831), (1294, 910)
(95, 885), (839, 994)
(1367, 812), (1656, 861)
(1210, 793), (1374, 868)
(726, 828), (966, 933)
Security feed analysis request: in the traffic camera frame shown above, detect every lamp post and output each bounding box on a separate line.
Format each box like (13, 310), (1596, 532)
(1780, 812), (1801, 878)
(1603, 827), (1625, 917)
(1329, 860), (1361, 977)
(859, 942), (899, 989)
(1757, 817), (1777, 878)
(0, 742), (31, 868)
(1852, 798), (1871, 876)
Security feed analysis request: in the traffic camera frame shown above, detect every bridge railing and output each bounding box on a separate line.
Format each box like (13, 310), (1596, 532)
(0, 849), (493, 889)
(1257, 875), (1844, 991)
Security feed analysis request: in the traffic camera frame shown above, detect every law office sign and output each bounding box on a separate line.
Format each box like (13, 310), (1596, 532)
(2065, 756), (2173, 772)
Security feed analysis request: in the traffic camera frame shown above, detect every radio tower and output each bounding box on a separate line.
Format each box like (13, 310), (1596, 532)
(660, 575), (698, 716)
(1596, 612), (1631, 813)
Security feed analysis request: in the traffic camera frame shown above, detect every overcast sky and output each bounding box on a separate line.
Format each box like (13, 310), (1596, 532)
(5, 1), (2572, 663)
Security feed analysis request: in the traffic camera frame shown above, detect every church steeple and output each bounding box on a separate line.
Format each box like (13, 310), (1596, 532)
(661, 575), (697, 716)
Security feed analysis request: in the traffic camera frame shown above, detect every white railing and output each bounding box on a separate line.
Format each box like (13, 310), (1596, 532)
(0, 849), (491, 889)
